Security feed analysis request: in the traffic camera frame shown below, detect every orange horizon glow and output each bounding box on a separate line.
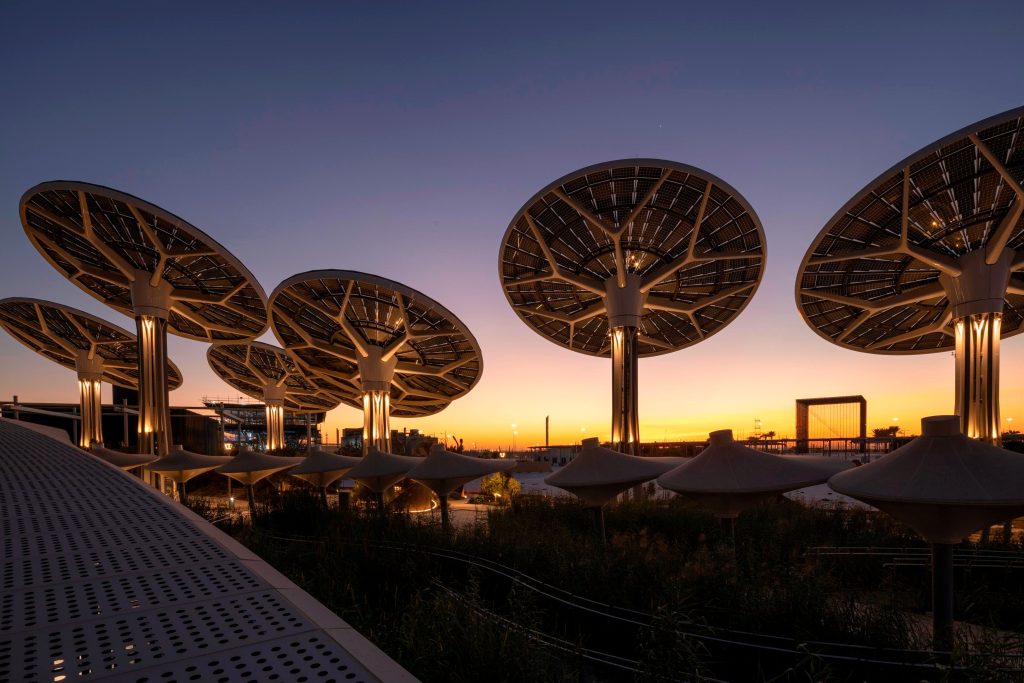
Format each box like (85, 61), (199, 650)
(7, 312), (1024, 450)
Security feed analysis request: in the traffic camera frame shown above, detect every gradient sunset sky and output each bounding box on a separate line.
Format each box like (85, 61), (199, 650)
(2, 2), (1023, 448)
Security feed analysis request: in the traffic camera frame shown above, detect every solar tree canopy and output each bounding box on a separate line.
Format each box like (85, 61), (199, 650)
(20, 181), (269, 342)
(21, 180), (269, 456)
(0, 297), (183, 389)
(795, 107), (1024, 442)
(206, 341), (343, 413)
(499, 159), (767, 357)
(500, 159), (765, 457)
(270, 270), (483, 453)
(0, 297), (183, 448)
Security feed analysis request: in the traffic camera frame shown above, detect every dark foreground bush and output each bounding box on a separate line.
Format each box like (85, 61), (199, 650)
(209, 489), (1023, 682)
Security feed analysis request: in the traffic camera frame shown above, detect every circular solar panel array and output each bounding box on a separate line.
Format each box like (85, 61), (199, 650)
(796, 107), (1024, 354)
(499, 159), (766, 357)
(207, 341), (344, 412)
(20, 181), (268, 342)
(0, 297), (182, 389)
(269, 270), (482, 417)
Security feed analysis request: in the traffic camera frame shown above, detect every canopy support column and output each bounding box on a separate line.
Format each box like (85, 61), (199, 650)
(954, 313), (1001, 444)
(78, 377), (102, 448)
(362, 390), (391, 454)
(942, 248), (1013, 445)
(610, 325), (640, 455)
(265, 400), (285, 450)
(132, 276), (174, 458)
(607, 274), (643, 457)
(136, 314), (171, 457)
(75, 350), (105, 449)
(357, 347), (396, 455)
(932, 542), (955, 652)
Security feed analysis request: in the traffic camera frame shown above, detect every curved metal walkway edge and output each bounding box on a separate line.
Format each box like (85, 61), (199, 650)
(0, 419), (418, 683)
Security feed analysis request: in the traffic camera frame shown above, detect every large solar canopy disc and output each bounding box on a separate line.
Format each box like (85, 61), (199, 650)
(795, 107), (1024, 443)
(0, 297), (182, 448)
(21, 181), (269, 456)
(499, 159), (766, 454)
(270, 270), (483, 454)
(207, 341), (344, 450)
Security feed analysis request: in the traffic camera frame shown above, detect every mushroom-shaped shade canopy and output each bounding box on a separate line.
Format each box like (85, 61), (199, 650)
(21, 181), (268, 342)
(148, 445), (231, 484)
(828, 415), (1024, 543)
(89, 444), (157, 471)
(0, 298), (182, 389)
(545, 437), (677, 507)
(216, 446), (304, 486)
(269, 270), (482, 417)
(406, 444), (514, 497)
(658, 430), (828, 518)
(346, 447), (422, 494)
(500, 159), (766, 357)
(780, 455), (854, 478)
(207, 341), (343, 412)
(289, 448), (363, 488)
(796, 106), (1024, 354)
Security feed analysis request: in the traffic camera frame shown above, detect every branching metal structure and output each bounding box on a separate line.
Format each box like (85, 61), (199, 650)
(796, 107), (1024, 443)
(0, 298), (182, 448)
(499, 159), (766, 453)
(270, 270), (482, 453)
(20, 181), (268, 455)
(207, 341), (343, 450)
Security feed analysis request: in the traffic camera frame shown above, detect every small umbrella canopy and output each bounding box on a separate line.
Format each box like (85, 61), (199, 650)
(828, 415), (1024, 543)
(289, 447), (363, 488)
(407, 444), (515, 497)
(545, 438), (676, 507)
(658, 430), (829, 518)
(216, 446), (303, 486)
(346, 447), (422, 494)
(148, 445), (231, 484)
(781, 455), (853, 478)
(89, 444), (157, 471)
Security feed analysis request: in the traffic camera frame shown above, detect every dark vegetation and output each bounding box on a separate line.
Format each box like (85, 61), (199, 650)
(191, 491), (1024, 682)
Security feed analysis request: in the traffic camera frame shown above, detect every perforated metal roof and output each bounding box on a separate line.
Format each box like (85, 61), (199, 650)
(269, 270), (482, 418)
(207, 341), (344, 412)
(499, 159), (766, 356)
(0, 418), (416, 682)
(20, 181), (269, 343)
(796, 107), (1024, 354)
(0, 298), (182, 390)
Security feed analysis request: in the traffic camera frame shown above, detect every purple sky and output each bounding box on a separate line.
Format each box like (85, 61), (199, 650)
(2, 2), (1023, 447)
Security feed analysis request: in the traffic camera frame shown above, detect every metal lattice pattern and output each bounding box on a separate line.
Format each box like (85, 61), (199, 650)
(0, 419), (396, 682)
(20, 182), (268, 342)
(270, 270), (482, 418)
(207, 341), (344, 412)
(0, 298), (182, 389)
(796, 107), (1024, 353)
(499, 159), (766, 356)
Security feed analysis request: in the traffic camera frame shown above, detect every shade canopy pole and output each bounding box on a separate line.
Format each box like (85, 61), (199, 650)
(943, 249), (1012, 445)
(358, 347), (395, 454)
(132, 277), (173, 457)
(607, 275), (643, 456)
(75, 350), (104, 448)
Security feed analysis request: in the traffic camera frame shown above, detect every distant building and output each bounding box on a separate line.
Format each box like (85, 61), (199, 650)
(1, 391), (221, 455)
(342, 427), (436, 455)
(202, 393), (323, 451)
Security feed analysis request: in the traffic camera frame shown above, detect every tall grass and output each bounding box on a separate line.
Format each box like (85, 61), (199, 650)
(205, 489), (1022, 681)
